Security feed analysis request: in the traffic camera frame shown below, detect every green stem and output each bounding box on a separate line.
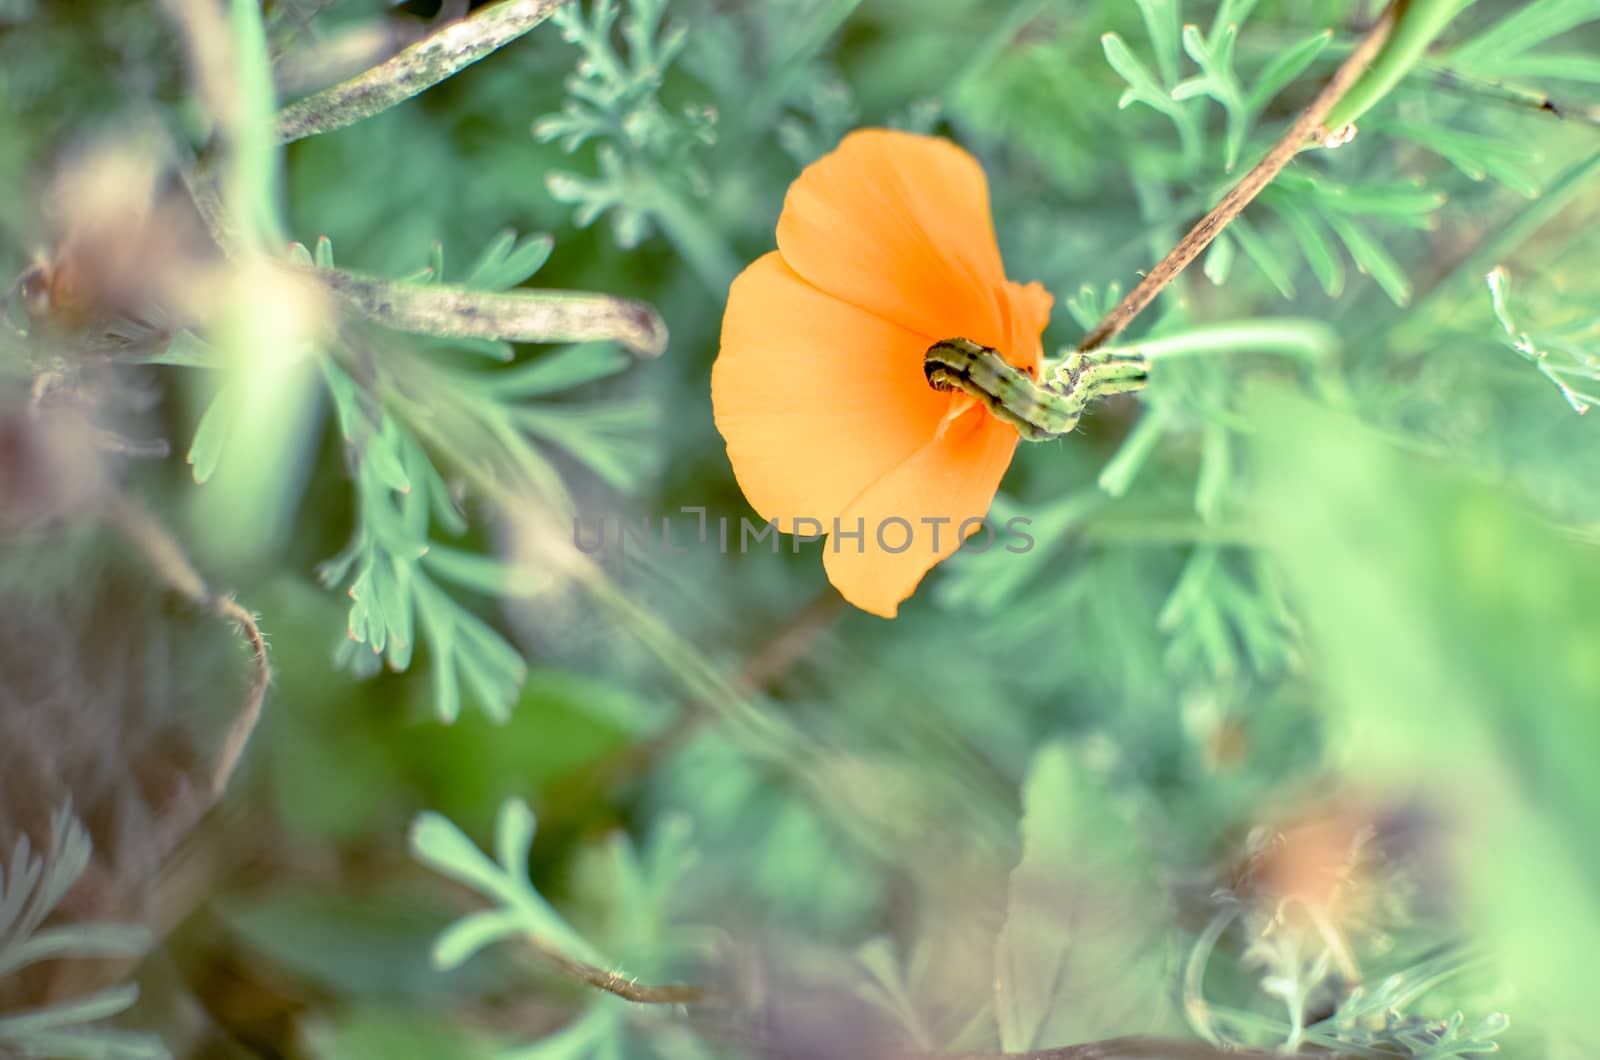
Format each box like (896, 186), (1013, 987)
(312, 265), (669, 356)
(273, 0), (568, 143)
(645, 182), (743, 297)
(733, 0), (862, 141)
(1097, 408), (1171, 499)
(946, 0), (1053, 102)
(225, 0), (285, 249)
(1081, 319), (1339, 367)
(1419, 60), (1600, 127)
(1322, 0), (1479, 130)
(1182, 906), (1237, 1047)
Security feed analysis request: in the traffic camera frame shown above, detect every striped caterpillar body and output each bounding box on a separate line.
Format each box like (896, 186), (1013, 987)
(924, 338), (1149, 441)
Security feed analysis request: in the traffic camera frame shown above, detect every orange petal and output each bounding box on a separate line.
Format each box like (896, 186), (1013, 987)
(1000, 279), (1054, 376)
(822, 410), (1018, 618)
(777, 129), (1009, 352)
(712, 251), (950, 525)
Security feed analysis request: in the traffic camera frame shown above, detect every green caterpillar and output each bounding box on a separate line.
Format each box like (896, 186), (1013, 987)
(924, 338), (1149, 441)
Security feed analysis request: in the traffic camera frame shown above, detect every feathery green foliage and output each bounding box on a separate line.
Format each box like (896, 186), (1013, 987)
(4, 0), (1600, 1056)
(0, 808), (167, 1060)
(411, 799), (702, 1058)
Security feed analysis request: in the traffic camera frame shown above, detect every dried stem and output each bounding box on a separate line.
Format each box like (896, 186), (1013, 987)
(1423, 63), (1600, 128)
(207, 594), (271, 797)
(312, 266), (670, 357)
(104, 493), (271, 799)
(947, 1040), (1281, 1060)
(528, 942), (707, 1005)
(512, 915), (1288, 1059)
(177, 172), (671, 357)
(1076, 2), (1400, 353)
(274, 0), (571, 143)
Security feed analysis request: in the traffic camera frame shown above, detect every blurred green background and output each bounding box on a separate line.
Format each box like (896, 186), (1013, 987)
(3, 0), (1600, 1057)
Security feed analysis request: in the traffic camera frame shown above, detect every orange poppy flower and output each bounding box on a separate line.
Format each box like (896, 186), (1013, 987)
(711, 128), (1053, 618)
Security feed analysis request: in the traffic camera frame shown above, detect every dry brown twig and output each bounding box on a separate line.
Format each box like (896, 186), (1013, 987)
(103, 492), (271, 800)
(312, 266), (670, 358)
(1076, 2), (1401, 352)
(274, 0), (572, 143)
(527, 943), (707, 1006)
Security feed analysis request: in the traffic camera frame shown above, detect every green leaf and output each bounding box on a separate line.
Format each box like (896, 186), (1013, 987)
(426, 240), (445, 284)
(410, 799), (607, 969)
(421, 544), (511, 598)
(993, 745), (1179, 1052)
(1264, 193), (1345, 296)
(464, 230), (556, 290)
(1275, 171), (1445, 226)
(494, 796), (536, 875)
(1179, 22), (1246, 169)
(1101, 32), (1169, 113)
(0, 985), (168, 1059)
(441, 336), (518, 362)
(1203, 230), (1235, 285)
(1212, 0), (1259, 31)
(493, 342), (632, 397)
(517, 401), (654, 492)
(410, 812), (509, 899)
(427, 592), (526, 723)
(1483, 51), (1600, 81)
(430, 909), (523, 971)
(1230, 215), (1296, 298)
(1132, 0), (1182, 85)
(224, 0), (283, 248)
(1449, 0), (1600, 66)
(430, 626), (462, 725)
(0, 809), (167, 1059)
(367, 420), (413, 496)
(1324, 213), (1411, 305)
(1247, 29), (1330, 112)
(318, 357), (540, 720)
(0, 924), (150, 975)
(1383, 120), (1542, 198)
(185, 385), (236, 485)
